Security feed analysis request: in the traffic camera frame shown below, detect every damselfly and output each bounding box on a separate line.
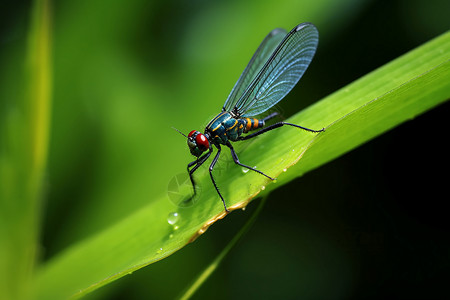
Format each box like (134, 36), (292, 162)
(175, 23), (324, 212)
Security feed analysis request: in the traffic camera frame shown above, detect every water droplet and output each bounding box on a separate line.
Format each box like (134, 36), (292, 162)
(242, 206), (246, 211)
(167, 212), (179, 225)
(173, 225), (179, 230)
(156, 248), (163, 254)
(253, 166), (257, 169)
(169, 233), (174, 239)
(242, 168), (249, 174)
(283, 168), (287, 172)
(261, 185), (266, 191)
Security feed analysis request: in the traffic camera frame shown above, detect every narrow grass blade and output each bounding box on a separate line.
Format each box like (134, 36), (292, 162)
(178, 196), (267, 300)
(0, 0), (52, 299)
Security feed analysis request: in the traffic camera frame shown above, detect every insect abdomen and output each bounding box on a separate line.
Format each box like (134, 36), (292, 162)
(243, 117), (264, 133)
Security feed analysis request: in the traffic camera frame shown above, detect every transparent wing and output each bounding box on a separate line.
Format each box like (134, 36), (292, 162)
(233, 23), (319, 117)
(222, 28), (287, 112)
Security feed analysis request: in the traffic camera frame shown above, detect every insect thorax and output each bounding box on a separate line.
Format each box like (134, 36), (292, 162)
(205, 112), (246, 144)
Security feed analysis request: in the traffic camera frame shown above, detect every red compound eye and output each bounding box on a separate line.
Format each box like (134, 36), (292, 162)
(188, 130), (197, 138)
(195, 133), (209, 151)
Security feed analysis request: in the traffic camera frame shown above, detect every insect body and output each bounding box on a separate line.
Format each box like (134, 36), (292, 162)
(206, 112), (265, 144)
(179, 23), (324, 212)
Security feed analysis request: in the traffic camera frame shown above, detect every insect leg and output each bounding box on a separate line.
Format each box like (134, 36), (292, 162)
(238, 122), (324, 141)
(226, 141), (275, 180)
(209, 145), (229, 212)
(187, 149), (212, 196)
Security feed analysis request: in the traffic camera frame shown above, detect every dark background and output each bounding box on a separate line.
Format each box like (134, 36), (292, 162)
(1, 0), (449, 299)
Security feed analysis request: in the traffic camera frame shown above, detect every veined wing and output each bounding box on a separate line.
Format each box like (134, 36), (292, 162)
(234, 23), (318, 117)
(222, 28), (287, 112)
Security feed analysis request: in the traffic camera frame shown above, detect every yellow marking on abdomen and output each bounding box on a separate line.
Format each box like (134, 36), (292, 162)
(245, 118), (252, 131)
(253, 119), (259, 129)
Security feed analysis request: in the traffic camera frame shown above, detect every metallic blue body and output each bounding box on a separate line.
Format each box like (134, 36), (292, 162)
(205, 112), (263, 145)
(205, 112), (244, 144)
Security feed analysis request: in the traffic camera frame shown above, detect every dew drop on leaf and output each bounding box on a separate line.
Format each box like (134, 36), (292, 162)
(167, 212), (179, 225)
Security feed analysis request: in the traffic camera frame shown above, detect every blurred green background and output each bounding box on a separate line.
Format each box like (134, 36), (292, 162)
(1, 0), (449, 299)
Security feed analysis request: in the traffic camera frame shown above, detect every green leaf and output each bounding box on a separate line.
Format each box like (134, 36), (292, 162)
(0, 0), (52, 299)
(36, 31), (450, 300)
